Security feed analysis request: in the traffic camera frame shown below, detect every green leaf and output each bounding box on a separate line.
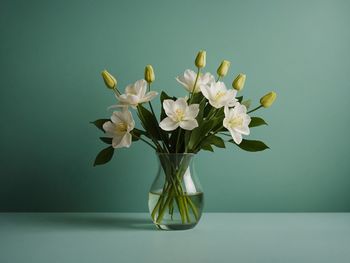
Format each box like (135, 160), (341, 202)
(131, 129), (141, 141)
(99, 137), (112, 144)
(204, 135), (225, 148)
(196, 99), (206, 126)
(188, 119), (213, 150)
(236, 96), (243, 103)
(230, 139), (269, 152)
(249, 117), (268, 128)
(93, 146), (115, 166)
(201, 144), (214, 152)
(91, 119), (110, 132)
(137, 104), (162, 140)
(191, 93), (204, 104)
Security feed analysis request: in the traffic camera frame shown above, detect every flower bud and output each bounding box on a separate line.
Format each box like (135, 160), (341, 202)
(232, 73), (246, 91)
(260, 91), (277, 108)
(101, 70), (117, 89)
(195, 50), (206, 68)
(144, 65), (155, 83)
(217, 60), (230, 77)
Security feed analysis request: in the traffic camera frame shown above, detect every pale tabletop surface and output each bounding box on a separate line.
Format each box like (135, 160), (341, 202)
(1, 213), (349, 263)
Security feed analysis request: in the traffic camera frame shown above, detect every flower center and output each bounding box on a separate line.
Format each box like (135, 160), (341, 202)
(228, 117), (243, 128)
(175, 109), (185, 121)
(214, 91), (226, 101)
(115, 122), (127, 134)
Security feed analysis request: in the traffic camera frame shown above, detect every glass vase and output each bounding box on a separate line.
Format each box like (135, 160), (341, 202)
(148, 153), (204, 230)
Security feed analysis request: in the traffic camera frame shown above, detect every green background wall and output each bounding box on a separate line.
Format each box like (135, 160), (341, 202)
(1, 0), (349, 212)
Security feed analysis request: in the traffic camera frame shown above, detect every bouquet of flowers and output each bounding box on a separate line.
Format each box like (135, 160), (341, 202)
(92, 51), (276, 229)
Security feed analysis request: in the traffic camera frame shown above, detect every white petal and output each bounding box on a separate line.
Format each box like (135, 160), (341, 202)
(140, 91), (158, 103)
(185, 104), (199, 119)
(111, 111), (122, 123)
(229, 129), (242, 144)
(107, 104), (126, 110)
(163, 99), (175, 117)
(222, 117), (229, 129)
(159, 117), (179, 131)
(103, 121), (116, 134)
(176, 76), (191, 91)
(184, 69), (196, 83)
(201, 72), (215, 85)
(179, 119), (198, 130)
(227, 99), (237, 107)
(243, 115), (251, 126)
(209, 99), (222, 109)
(216, 81), (227, 92)
(112, 111), (129, 123)
(125, 84), (136, 95)
(200, 85), (210, 100)
(234, 103), (247, 114)
(112, 135), (123, 148)
(134, 79), (147, 97)
(112, 133), (132, 148)
(121, 110), (135, 131)
(174, 97), (187, 111)
(224, 106), (230, 117)
(120, 133), (132, 148)
(235, 125), (250, 135)
(117, 94), (139, 106)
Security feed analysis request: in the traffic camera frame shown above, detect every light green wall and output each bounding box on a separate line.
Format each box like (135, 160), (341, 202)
(0, 0), (349, 212)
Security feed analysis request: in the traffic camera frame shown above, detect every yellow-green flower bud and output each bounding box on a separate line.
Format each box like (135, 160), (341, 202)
(144, 65), (155, 83)
(195, 50), (206, 68)
(260, 91), (277, 108)
(232, 73), (246, 91)
(101, 70), (117, 89)
(217, 60), (230, 77)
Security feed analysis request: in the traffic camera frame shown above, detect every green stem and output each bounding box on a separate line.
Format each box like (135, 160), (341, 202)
(154, 155), (199, 225)
(113, 87), (121, 96)
(131, 132), (157, 150)
(148, 83), (171, 153)
(186, 196), (199, 221)
(151, 181), (170, 220)
(189, 67), (200, 103)
(206, 107), (218, 120)
(175, 128), (182, 153)
(247, 105), (262, 114)
(156, 187), (175, 224)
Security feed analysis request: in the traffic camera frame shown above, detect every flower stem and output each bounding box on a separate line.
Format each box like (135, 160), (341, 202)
(175, 128), (182, 153)
(247, 105), (262, 114)
(113, 87), (121, 96)
(189, 67), (200, 103)
(148, 83), (171, 153)
(131, 132), (157, 150)
(186, 196), (199, 221)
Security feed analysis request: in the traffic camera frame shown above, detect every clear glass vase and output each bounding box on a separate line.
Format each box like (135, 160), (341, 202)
(148, 153), (204, 230)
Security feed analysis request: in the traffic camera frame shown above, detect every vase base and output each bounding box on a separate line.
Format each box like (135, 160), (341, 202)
(155, 223), (198, 231)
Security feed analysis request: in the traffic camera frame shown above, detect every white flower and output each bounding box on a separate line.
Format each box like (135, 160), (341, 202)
(103, 110), (135, 148)
(200, 81), (237, 109)
(159, 98), (199, 131)
(176, 69), (215, 93)
(112, 79), (158, 109)
(223, 104), (251, 144)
